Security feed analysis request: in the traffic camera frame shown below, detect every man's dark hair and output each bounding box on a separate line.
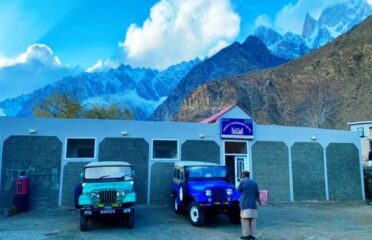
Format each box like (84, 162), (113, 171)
(242, 170), (250, 178)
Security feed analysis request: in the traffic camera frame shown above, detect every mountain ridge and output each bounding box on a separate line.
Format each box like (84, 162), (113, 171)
(0, 59), (200, 119)
(254, 0), (371, 59)
(150, 36), (287, 121)
(176, 16), (372, 129)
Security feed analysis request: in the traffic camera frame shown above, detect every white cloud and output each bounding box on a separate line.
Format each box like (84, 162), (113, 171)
(86, 59), (120, 72)
(0, 44), (62, 68)
(121, 0), (240, 70)
(0, 44), (81, 101)
(369, 0), (372, 5)
(254, 14), (273, 30)
(274, 0), (347, 34)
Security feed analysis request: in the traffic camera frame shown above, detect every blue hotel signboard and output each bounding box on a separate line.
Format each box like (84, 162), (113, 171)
(220, 118), (253, 139)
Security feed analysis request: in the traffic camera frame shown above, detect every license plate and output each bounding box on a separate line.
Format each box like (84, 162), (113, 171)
(100, 209), (115, 214)
(123, 208), (131, 213)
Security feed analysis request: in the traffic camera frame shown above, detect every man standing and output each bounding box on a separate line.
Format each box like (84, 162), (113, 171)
(238, 170), (260, 240)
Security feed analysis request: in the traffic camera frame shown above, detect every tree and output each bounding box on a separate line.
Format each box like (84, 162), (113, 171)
(33, 89), (134, 120)
(33, 91), (83, 118)
(83, 105), (134, 120)
(295, 80), (341, 128)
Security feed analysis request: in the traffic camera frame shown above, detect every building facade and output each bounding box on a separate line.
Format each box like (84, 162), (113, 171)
(0, 106), (365, 209)
(348, 121), (372, 166)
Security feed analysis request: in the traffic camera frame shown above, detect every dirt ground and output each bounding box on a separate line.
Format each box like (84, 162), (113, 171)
(0, 202), (371, 240)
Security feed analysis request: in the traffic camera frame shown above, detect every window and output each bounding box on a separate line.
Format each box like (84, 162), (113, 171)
(187, 166), (227, 179)
(85, 166), (131, 180)
(369, 127), (372, 137)
(66, 138), (95, 159)
(357, 127), (365, 138)
(225, 141), (247, 154)
(153, 140), (178, 160)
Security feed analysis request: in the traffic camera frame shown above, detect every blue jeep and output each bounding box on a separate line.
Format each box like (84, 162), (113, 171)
(172, 161), (240, 226)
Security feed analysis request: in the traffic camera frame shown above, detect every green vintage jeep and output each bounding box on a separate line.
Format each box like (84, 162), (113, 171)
(78, 161), (136, 231)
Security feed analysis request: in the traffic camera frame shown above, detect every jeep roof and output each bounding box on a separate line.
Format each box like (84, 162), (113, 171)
(174, 161), (221, 168)
(84, 161), (132, 168)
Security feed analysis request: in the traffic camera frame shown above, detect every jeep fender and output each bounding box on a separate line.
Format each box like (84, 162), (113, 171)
(123, 192), (136, 203)
(231, 191), (241, 201)
(190, 192), (209, 203)
(78, 195), (93, 206)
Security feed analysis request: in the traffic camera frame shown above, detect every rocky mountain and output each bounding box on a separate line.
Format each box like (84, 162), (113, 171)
(150, 36), (287, 121)
(302, 13), (318, 39)
(0, 59), (199, 119)
(176, 17), (372, 129)
(254, 0), (371, 59)
(254, 26), (310, 59)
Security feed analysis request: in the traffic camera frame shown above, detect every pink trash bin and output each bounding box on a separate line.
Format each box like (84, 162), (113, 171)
(259, 190), (268, 205)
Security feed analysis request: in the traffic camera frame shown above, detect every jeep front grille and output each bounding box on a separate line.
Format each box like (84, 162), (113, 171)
(100, 190), (117, 205)
(212, 188), (227, 202)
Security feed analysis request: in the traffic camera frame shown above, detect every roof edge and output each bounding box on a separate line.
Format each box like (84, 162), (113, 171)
(347, 120), (372, 125)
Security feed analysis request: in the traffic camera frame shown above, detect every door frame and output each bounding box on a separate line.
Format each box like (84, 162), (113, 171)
(222, 140), (250, 187)
(234, 156), (247, 187)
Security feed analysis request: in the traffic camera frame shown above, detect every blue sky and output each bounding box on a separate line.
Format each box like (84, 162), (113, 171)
(0, 0), (366, 70)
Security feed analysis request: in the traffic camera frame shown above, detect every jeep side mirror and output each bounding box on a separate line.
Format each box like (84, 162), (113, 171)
(131, 170), (135, 177)
(80, 172), (84, 179)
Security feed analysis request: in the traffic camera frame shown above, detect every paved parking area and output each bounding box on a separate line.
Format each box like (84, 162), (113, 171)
(0, 202), (371, 240)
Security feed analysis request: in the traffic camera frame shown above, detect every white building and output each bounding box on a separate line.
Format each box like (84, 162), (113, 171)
(348, 121), (372, 166)
(0, 106), (365, 209)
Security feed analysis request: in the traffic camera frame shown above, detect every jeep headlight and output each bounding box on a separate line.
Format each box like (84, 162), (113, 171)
(117, 191), (125, 197)
(226, 188), (233, 196)
(91, 192), (100, 198)
(205, 189), (212, 197)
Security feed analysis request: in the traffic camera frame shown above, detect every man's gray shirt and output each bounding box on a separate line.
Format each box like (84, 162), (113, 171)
(238, 178), (259, 210)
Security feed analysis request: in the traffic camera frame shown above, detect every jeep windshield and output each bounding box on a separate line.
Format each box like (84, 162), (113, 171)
(186, 166), (227, 179)
(84, 166), (132, 181)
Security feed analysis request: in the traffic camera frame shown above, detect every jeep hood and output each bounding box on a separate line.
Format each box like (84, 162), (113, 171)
(187, 180), (235, 191)
(82, 181), (133, 194)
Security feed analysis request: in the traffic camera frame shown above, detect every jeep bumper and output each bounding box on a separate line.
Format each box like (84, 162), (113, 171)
(80, 205), (134, 217)
(198, 200), (239, 212)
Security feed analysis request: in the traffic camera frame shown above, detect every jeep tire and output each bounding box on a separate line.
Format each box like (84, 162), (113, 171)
(189, 202), (205, 226)
(80, 215), (88, 231)
(127, 210), (135, 228)
(173, 197), (183, 214)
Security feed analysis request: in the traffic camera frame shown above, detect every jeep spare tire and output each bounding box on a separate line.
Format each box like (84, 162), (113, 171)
(173, 197), (182, 214)
(179, 186), (184, 202)
(189, 202), (205, 226)
(179, 183), (188, 204)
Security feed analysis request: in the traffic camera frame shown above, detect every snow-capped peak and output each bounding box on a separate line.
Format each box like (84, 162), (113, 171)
(307, 0), (372, 48)
(255, 0), (371, 58)
(302, 12), (318, 39)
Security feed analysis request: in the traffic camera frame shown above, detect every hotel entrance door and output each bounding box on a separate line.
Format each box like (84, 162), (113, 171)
(224, 141), (249, 188)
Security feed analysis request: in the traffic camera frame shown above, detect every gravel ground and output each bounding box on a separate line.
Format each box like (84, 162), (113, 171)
(0, 202), (371, 240)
